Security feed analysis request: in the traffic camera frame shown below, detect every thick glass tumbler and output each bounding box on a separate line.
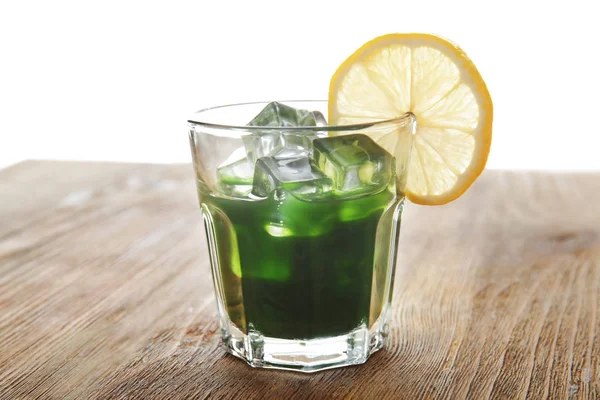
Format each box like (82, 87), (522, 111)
(188, 101), (414, 372)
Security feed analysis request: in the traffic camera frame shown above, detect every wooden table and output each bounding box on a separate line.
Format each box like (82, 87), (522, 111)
(1, 161), (599, 399)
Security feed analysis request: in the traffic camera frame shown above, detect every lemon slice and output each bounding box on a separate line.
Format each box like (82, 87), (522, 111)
(329, 33), (493, 205)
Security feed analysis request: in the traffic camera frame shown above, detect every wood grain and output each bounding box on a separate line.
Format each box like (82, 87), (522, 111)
(1, 161), (600, 399)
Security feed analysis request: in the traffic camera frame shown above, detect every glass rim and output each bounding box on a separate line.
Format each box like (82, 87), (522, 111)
(187, 100), (415, 133)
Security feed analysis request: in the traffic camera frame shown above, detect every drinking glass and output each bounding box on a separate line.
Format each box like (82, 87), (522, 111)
(188, 100), (414, 372)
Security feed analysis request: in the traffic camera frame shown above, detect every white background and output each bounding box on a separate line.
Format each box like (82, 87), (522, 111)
(1, 0), (599, 171)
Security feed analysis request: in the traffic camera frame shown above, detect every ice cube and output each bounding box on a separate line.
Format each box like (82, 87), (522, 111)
(216, 148), (254, 197)
(219, 146), (250, 170)
(217, 157), (254, 185)
(252, 156), (332, 200)
(242, 131), (285, 164)
(272, 133), (315, 159)
(248, 102), (317, 127)
(243, 102), (320, 164)
(312, 111), (328, 126)
(243, 131), (318, 163)
(313, 134), (395, 194)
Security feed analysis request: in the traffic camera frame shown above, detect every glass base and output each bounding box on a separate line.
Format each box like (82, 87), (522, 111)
(220, 311), (389, 373)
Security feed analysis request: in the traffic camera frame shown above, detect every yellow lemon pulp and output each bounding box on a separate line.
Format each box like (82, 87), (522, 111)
(329, 33), (493, 205)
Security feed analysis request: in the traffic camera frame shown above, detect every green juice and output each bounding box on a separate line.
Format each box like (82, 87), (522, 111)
(201, 186), (401, 340)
